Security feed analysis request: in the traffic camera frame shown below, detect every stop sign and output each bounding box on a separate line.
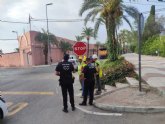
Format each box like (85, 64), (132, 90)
(73, 42), (87, 56)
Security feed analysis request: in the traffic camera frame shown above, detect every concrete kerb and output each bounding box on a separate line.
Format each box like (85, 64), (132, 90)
(94, 103), (165, 113)
(94, 86), (129, 100)
(94, 86), (165, 113)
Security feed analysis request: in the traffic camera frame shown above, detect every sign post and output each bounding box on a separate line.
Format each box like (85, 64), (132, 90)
(138, 13), (144, 92)
(73, 42), (87, 56)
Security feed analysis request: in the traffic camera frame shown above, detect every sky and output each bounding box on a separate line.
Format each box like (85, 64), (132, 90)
(0, 0), (165, 53)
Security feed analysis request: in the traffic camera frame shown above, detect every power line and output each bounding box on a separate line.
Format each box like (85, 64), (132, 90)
(31, 18), (86, 22)
(124, 1), (165, 6)
(0, 20), (29, 24)
(0, 7), (165, 24)
(0, 39), (17, 41)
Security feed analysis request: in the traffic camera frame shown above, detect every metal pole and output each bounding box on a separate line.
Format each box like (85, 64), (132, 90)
(138, 13), (142, 92)
(46, 3), (53, 64)
(46, 5), (49, 64)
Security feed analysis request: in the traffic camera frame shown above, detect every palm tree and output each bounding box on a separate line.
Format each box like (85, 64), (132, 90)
(59, 40), (72, 55)
(81, 27), (94, 57)
(95, 41), (101, 56)
(35, 29), (58, 64)
(14, 48), (19, 52)
(79, 0), (139, 61)
(0, 49), (3, 57)
(75, 35), (83, 42)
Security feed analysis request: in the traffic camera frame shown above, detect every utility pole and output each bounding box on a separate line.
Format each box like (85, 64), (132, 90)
(46, 3), (53, 64)
(138, 13), (144, 92)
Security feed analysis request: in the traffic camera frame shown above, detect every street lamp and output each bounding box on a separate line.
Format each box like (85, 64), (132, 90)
(12, 31), (19, 47)
(46, 3), (53, 64)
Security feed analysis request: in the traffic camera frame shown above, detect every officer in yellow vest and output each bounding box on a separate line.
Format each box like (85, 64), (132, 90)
(92, 54), (103, 95)
(78, 56), (83, 90)
(80, 56), (87, 97)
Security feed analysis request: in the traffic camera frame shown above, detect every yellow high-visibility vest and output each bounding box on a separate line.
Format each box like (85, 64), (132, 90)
(78, 62), (83, 76)
(95, 60), (103, 78)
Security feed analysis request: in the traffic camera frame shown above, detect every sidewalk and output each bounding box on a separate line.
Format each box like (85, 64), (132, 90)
(124, 53), (165, 95)
(94, 86), (165, 113)
(93, 53), (165, 113)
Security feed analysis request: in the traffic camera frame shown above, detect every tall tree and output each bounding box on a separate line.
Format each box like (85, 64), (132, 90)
(35, 29), (58, 64)
(143, 5), (164, 42)
(0, 49), (3, 57)
(81, 27), (94, 57)
(59, 40), (72, 54)
(118, 29), (137, 53)
(95, 41), (101, 56)
(75, 35), (83, 42)
(14, 48), (19, 52)
(79, 0), (139, 61)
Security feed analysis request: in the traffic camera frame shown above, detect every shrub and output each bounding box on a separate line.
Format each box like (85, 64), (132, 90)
(142, 35), (165, 57)
(100, 57), (136, 86)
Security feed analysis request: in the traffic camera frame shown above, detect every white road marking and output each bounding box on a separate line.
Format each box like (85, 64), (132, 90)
(75, 106), (122, 116)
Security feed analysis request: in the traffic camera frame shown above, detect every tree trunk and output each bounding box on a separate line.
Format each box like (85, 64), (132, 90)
(107, 14), (118, 61)
(87, 38), (89, 57)
(97, 45), (99, 56)
(43, 43), (48, 65)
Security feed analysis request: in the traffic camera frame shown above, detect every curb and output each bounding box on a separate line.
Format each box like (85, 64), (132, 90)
(93, 85), (165, 113)
(94, 103), (165, 113)
(94, 86), (129, 100)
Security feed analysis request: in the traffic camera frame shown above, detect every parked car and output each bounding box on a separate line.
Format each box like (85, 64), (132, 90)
(68, 59), (78, 71)
(0, 95), (8, 119)
(69, 55), (77, 60)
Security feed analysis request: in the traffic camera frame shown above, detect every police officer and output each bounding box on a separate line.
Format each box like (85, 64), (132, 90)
(92, 54), (103, 95)
(55, 54), (75, 113)
(79, 58), (96, 106)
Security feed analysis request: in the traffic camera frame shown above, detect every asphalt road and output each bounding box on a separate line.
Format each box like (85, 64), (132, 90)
(0, 65), (165, 124)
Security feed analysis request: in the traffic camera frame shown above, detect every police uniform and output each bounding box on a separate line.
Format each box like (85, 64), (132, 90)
(56, 57), (75, 112)
(79, 62), (96, 105)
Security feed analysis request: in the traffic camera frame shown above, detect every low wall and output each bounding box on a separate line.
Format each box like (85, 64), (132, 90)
(0, 52), (21, 67)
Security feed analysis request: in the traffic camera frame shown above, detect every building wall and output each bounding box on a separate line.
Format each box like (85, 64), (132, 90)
(0, 52), (21, 67)
(0, 31), (97, 67)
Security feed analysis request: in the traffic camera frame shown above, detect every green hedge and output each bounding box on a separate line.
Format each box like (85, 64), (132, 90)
(142, 35), (165, 57)
(100, 57), (136, 86)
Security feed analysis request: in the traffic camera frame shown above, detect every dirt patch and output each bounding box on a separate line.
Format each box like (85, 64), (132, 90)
(96, 87), (165, 107)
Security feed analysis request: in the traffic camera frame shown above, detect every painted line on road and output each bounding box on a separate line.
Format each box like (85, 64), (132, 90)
(2, 91), (55, 95)
(75, 106), (123, 116)
(8, 102), (28, 116)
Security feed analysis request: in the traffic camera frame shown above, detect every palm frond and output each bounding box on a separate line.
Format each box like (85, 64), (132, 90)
(79, 0), (101, 16)
(122, 15), (133, 30)
(94, 17), (105, 38)
(84, 7), (102, 25)
(122, 4), (139, 23)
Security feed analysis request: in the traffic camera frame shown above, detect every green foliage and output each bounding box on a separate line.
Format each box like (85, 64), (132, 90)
(59, 40), (72, 54)
(118, 29), (138, 53)
(142, 35), (165, 57)
(142, 5), (164, 42)
(100, 57), (136, 86)
(79, 0), (139, 61)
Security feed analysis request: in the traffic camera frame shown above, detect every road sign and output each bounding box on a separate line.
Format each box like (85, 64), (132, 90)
(73, 42), (87, 56)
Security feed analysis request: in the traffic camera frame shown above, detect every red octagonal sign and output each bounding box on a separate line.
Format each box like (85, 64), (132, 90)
(73, 42), (87, 56)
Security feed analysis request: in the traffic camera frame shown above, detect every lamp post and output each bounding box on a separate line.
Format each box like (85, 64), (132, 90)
(46, 3), (53, 64)
(12, 31), (19, 48)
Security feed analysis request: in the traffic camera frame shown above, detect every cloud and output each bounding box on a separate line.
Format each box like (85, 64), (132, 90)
(0, 0), (107, 53)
